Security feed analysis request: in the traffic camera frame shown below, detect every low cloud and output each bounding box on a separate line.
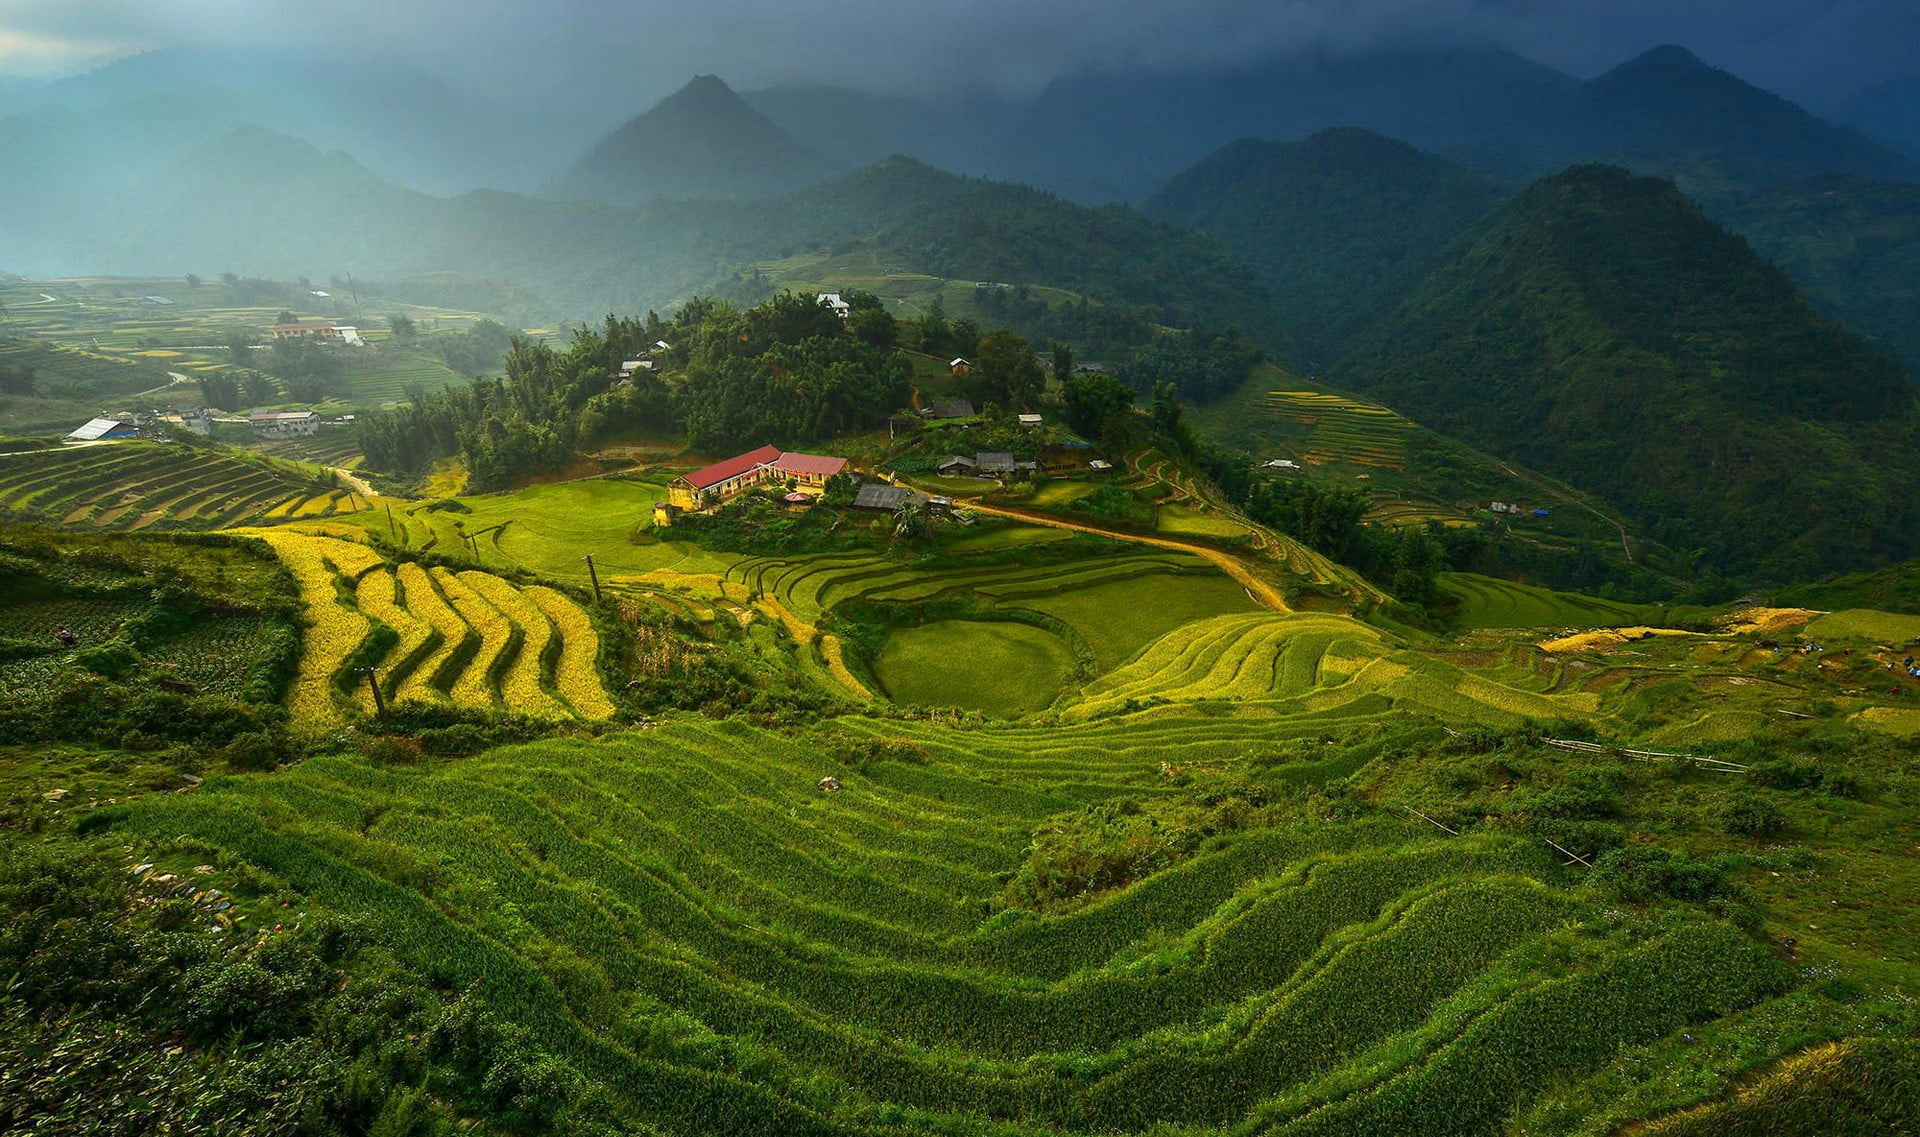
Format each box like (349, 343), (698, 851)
(0, 0), (1911, 104)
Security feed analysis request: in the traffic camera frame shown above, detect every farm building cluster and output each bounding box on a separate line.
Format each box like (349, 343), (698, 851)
(664, 445), (849, 511)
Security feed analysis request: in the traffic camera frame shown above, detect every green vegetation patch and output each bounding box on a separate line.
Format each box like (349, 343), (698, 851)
(1803, 608), (1920, 644)
(874, 619), (1074, 715)
(1015, 571), (1258, 670)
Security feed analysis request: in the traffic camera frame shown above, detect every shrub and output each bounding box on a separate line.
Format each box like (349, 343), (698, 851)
(363, 735), (425, 765)
(1719, 793), (1786, 838)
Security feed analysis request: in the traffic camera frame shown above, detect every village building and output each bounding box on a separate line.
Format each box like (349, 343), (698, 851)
(250, 410), (322, 439)
(271, 321), (364, 346)
(1017, 413), (1044, 427)
(948, 357), (972, 376)
(667, 445), (849, 509)
(163, 408), (215, 437)
(938, 451), (1037, 479)
(64, 416), (138, 443)
(1088, 459), (1114, 472)
(922, 398), (976, 421)
(1263, 458), (1301, 471)
(851, 483), (923, 511)
(816, 292), (852, 319)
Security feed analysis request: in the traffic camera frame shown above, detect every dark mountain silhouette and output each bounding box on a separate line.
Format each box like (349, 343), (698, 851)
(1145, 129), (1506, 356)
(994, 46), (1573, 203)
(1337, 164), (1920, 580)
(1564, 45), (1917, 195)
(553, 75), (844, 203)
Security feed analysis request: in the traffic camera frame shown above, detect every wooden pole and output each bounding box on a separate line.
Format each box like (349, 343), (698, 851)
(585, 554), (603, 603)
(359, 668), (386, 719)
(386, 503), (396, 541)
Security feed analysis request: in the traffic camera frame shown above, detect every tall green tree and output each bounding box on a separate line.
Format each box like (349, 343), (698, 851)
(974, 330), (1044, 408)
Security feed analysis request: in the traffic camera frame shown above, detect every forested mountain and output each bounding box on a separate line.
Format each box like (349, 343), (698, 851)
(1145, 129), (1506, 356)
(553, 75), (844, 204)
(1716, 179), (1920, 367)
(1337, 164), (1920, 582)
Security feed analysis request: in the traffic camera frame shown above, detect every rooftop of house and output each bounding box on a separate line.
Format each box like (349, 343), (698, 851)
(771, 452), (848, 478)
(679, 444), (783, 490)
(852, 483), (920, 510)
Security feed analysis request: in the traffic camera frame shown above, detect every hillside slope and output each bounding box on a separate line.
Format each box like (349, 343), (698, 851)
(1338, 164), (1920, 582)
(1146, 129), (1505, 354)
(553, 75), (843, 203)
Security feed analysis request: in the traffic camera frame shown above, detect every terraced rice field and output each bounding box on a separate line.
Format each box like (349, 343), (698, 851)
(1155, 502), (1252, 538)
(99, 715), (1795, 1135)
(1804, 608), (1920, 644)
(1073, 612), (1590, 723)
(247, 531), (616, 723)
(1438, 572), (1670, 629)
(1260, 389), (1407, 469)
(0, 441), (354, 529)
(252, 432), (365, 469)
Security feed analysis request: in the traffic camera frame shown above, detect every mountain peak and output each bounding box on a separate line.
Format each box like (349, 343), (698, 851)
(1621, 43), (1710, 72)
(661, 73), (740, 107)
(553, 72), (842, 203)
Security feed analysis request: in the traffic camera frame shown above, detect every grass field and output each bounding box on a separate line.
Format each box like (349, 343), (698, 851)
(874, 619), (1076, 714)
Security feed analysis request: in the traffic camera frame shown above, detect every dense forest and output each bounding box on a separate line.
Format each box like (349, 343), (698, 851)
(357, 290), (1067, 489)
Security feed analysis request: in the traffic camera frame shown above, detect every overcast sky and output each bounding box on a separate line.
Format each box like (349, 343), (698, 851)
(0, 0), (1913, 106)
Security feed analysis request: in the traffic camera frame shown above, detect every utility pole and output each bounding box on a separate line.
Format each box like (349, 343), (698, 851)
(584, 554), (603, 603)
(356, 667), (387, 719)
(386, 503), (396, 541)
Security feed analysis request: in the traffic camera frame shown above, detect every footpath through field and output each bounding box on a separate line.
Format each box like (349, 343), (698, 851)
(1131, 454), (1392, 608)
(959, 499), (1294, 613)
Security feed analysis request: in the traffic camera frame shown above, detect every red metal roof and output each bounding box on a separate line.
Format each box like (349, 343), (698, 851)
(680, 444), (781, 490)
(772, 452), (847, 478)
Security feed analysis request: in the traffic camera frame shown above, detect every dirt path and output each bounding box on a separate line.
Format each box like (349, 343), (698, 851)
(961, 500), (1293, 613)
(1128, 453), (1392, 606)
(328, 466), (376, 499)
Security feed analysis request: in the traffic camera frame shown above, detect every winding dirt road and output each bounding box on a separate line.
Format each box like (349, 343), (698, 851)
(959, 499), (1294, 613)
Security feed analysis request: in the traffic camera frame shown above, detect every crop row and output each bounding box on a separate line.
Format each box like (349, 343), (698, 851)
(251, 531), (613, 722)
(0, 442), (337, 530)
(101, 713), (1786, 1135)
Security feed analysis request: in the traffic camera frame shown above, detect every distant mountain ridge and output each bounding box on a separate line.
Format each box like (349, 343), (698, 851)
(552, 75), (844, 203)
(1334, 164), (1920, 580)
(0, 119), (1270, 340)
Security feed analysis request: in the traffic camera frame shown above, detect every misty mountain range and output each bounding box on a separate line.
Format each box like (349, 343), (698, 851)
(3, 38), (1920, 369)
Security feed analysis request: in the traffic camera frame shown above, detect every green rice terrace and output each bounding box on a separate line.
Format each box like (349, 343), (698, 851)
(4, 466), (1919, 1132)
(0, 440), (367, 529)
(1196, 364), (1641, 545)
